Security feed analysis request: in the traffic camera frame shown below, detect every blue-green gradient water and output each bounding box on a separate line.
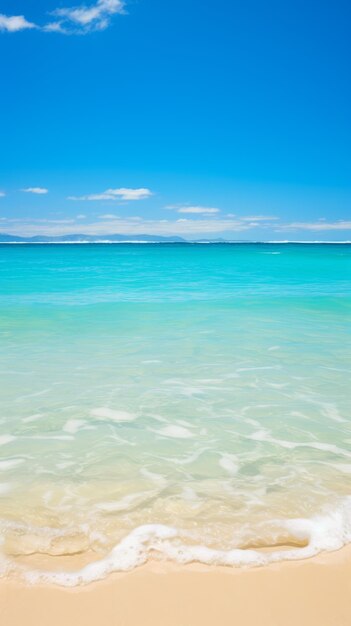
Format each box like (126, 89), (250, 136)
(0, 243), (350, 584)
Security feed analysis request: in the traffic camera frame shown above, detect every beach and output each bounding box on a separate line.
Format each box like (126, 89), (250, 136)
(2, 0), (351, 620)
(2, 547), (351, 626)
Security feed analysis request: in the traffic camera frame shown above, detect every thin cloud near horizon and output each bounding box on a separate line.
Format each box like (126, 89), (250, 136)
(276, 221), (351, 232)
(1, 213), (351, 239)
(0, 216), (260, 237)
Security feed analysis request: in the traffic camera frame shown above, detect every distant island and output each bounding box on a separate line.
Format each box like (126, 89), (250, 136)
(0, 233), (250, 244)
(0, 234), (349, 244)
(0, 233), (186, 243)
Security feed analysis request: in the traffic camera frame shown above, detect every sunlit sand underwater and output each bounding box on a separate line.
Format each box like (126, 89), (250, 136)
(0, 243), (350, 585)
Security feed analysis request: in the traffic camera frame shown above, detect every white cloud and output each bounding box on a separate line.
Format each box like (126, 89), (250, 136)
(69, 188), (153, 201)
(0, 1), (125, 36)
(68, 193), (115, 201)
(48, 0), (124, 34)
(166, 204), (220, 214)
(239, 215), (278, 221)
(43, 22), (67, 34)
(0, 14), (36, 32)
(0, 192), (5, 197)
(22, 187), (49, 194)
(278, 220), (351, 231)
(0, 218), (76, 225)
(177, 206), (220, 214)
(105, 188), (153, 200)
(99, 214), (120, 219)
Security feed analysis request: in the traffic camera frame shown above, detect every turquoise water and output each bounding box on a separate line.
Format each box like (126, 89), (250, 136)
(0, 243), (350, 584)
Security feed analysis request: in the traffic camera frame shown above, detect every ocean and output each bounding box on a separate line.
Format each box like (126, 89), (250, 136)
(0, 242), (350, 585)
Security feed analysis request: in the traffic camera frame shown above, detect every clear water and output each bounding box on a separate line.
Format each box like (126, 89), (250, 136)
(0, 243), (350, 584)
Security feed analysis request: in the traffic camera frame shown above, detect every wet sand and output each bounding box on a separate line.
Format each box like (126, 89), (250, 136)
(1, 546), (351, 626)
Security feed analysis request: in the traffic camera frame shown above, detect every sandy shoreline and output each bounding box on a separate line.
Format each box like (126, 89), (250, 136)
(1, 547), (351, 625)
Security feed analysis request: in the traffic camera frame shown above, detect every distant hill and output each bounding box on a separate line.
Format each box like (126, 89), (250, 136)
(0, 233), (186, 243)
(3, 234), (341, 244)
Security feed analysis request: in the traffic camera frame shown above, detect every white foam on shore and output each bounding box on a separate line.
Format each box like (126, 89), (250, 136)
(9, 497), (351, 587)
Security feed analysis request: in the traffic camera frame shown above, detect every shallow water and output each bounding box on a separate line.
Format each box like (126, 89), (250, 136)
(0, 243), (350, 584)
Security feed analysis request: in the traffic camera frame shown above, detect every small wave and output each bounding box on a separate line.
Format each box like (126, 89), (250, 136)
(62, 419), (87, 434)
(0, 459), (24, 471)
(0, 435), (16, 446)
(90, 407), (138, 423)
(153, 425), (194, 439)
(3, 496), (349, 586)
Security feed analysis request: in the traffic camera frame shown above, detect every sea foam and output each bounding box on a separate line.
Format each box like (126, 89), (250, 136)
(19, 497), (351, 586)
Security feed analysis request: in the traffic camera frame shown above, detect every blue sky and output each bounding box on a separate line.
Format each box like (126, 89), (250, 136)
(0, 0), (350, 240)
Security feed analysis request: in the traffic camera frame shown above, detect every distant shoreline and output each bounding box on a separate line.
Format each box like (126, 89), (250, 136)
(1, 240), (351, 245)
